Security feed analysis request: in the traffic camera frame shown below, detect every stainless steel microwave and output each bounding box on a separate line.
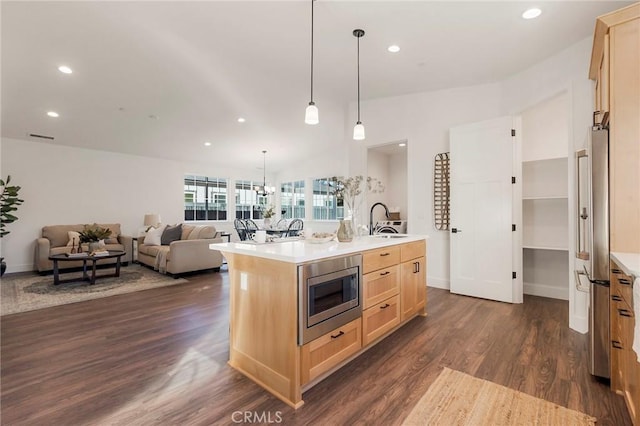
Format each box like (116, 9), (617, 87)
(298, 254), (362, 345)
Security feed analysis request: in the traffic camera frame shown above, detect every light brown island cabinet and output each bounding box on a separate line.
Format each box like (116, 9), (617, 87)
(218, 237), (428, 409)
(400, 240), (427, 322)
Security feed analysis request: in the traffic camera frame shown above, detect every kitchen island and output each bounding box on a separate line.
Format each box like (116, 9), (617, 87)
(210, 235), (428, 408)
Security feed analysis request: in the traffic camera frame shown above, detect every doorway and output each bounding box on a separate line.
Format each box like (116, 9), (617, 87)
(366, 141), (408, 234)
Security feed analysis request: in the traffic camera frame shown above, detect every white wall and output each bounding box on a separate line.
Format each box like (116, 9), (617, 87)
(521, 93), (569, 162)
(388, 152), (408, 220)
(0, 137), (274, 273)
(347, 83), (504, 289)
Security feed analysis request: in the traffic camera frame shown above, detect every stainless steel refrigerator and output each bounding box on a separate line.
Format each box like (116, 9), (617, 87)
(577, 125), (610, 379)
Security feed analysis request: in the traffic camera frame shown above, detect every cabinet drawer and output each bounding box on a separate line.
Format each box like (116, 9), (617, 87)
(300, 318), (361, 385)
(612, 267), (633, 306)
(363, 265), (399, 309)
(363, 246), (400, 274)
(362, 295), (400, 346)
(400, 240), (426, 262)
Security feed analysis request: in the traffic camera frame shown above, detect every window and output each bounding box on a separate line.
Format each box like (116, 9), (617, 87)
(312, 178), (340, 220)
(184, 175), (227, 221)
(235, 180), (269, 219)
(280, 180), (305, 219)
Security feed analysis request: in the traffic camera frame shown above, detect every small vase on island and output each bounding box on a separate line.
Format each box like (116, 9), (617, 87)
(337, 219), (354, 242)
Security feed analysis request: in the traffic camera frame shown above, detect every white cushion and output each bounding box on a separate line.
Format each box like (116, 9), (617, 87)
(145, 224), (166, 246)
(66, 231), (81, 247)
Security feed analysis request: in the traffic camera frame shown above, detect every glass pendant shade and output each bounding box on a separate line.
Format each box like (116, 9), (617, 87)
(305, 102), (319, 125)
(353, 122), (365, 140)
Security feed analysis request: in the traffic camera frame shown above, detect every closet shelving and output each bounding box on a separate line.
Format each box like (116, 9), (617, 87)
(522, 156), (569, 299)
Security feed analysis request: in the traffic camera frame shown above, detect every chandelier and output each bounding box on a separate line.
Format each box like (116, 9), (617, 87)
(254, 150), (274, 196)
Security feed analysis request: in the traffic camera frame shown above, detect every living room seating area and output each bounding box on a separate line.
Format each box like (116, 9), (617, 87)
(35, 223), (132, 273)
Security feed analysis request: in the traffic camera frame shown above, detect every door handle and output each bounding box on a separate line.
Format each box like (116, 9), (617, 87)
(451, 228), (462, 233)
(380, 271), (390, 276)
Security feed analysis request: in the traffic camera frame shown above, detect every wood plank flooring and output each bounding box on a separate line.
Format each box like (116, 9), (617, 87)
(1, 267), (631, 425)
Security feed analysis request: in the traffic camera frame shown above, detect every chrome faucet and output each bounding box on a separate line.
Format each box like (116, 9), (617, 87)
(370, 202), (390, 235)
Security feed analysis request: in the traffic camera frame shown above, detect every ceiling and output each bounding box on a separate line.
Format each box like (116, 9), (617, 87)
(1, 1), (632, 172)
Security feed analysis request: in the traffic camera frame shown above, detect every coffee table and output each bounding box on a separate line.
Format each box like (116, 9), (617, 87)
(48, 250), (125, 285)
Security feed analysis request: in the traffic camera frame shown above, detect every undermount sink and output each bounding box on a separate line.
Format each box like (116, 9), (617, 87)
(371, 234), (408, 239)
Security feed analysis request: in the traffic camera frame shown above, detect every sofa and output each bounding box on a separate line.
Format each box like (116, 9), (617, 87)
(137, 224), (223, 276)
(35, 223), (133, 273)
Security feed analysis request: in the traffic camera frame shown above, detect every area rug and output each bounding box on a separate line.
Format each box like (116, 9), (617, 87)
(1, 265), (187, 316)
(402, 367), (596, 425)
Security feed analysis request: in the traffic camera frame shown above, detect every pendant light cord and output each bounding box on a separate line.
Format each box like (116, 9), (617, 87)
(356, 33), (360, 122)
(310, 0), (314, 104)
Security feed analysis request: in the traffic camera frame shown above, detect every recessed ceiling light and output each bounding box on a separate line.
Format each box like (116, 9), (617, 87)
(387, 45), (400, 53)
(399, 143), (406, 147)
(47, 111), (59, 118)
(204, 142), (212, 147)
(58, 65), (73, 74)
(148, 114), (159, 120)
(237, 117), (246, 123)
(522, 8), (542, 19)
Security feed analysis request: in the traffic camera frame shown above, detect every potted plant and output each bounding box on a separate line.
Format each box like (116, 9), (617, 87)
(1, 175), (24, 276)
(262, 205), (275, 228)
(78, 224), (112, 253)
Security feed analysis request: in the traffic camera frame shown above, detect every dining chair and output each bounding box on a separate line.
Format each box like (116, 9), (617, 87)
(234, 218), (248, 241)
(275, 218), (288, 230)
(286, 219), (304, 237)
(245, 219), (259, 233)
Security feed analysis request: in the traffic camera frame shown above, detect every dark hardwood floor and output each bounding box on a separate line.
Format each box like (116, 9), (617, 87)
(1, 267), (631, 425)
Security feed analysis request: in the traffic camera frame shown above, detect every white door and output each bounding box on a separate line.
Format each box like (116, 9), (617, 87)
(449, 116), (520, 303)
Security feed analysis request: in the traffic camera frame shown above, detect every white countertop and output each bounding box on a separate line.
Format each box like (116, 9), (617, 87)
(611, 252), (640, 278)
(210, 234), (428, 263)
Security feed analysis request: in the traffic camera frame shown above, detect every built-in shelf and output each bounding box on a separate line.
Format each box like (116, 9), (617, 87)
(523, 245), (569, 251)
(521, 93), (571, 301)
(523, 196), (569, 201)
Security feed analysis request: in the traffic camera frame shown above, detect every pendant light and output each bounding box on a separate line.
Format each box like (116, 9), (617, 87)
(255, 150), (272, 196)
(353, 29), (365, 140)
(304, 0), (319, 125)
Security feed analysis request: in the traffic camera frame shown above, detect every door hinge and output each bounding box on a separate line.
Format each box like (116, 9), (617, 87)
(512, 224), (516, 232)
(511, 176), (516, 184)
(512, 272), (517, 279)
(511, 129), (516, 137)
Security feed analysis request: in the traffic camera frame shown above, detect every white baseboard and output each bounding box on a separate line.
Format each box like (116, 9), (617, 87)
(569, 315), (588, 334)
(4, 263), (35, 274)
(523, 282), (569, 300)
(428, 276), (450, 290)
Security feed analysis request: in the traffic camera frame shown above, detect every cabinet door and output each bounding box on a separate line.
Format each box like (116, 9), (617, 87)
(363, 265), (399, 309)
(362, 295), (400, 346)
(300, 318), (362, 385)
(401, 256), (427, 322)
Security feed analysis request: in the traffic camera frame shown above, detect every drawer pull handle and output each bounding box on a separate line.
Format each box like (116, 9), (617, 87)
(380, 252), (390, 257)
(611, 269), (622, 274)
(380, 303), (390, 309)
(618, 309), (633, 317)
(619, 279), (631, 286)
(331, 331), (344, 339)
(612, 340), (623, 349)
(612, 295), (623, 301)
(380, 271), (390, 276)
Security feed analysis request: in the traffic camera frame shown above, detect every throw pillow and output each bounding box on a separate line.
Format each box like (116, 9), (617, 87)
(145, 224), (166, 246)
(161, 224), (183, 245)
(66, 231), (81, 247)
